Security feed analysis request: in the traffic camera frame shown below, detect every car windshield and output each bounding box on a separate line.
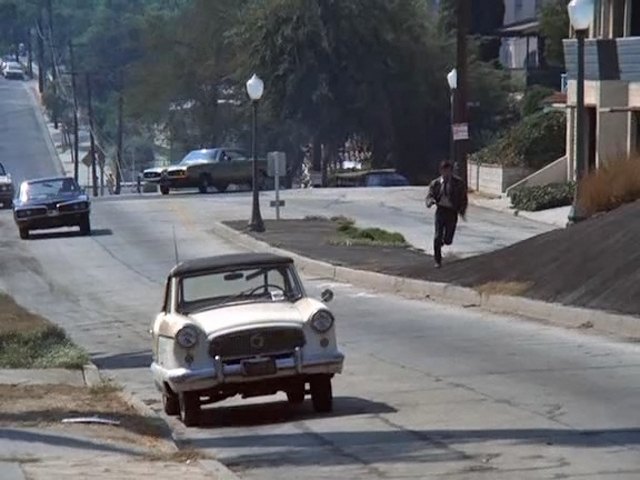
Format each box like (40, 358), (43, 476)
(7, 62), (21, 70)
(180, 149), (220, 165)
(21, 178), (80, 201)
(178, 264), (303, 313)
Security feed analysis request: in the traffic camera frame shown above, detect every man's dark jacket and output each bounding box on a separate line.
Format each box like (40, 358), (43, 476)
(426, 176), (468, 216)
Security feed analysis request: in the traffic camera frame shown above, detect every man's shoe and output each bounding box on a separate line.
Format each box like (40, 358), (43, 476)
(435, 261), (442, 269)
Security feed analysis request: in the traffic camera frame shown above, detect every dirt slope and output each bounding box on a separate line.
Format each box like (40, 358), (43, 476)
(434, 200), (640, 315)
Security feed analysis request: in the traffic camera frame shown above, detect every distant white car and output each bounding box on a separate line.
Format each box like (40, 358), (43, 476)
(0, 162), (14, 208)
(4, 62), (24, 80)
(150, 253), (344, 426)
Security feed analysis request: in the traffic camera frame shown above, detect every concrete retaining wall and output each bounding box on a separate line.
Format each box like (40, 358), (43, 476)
(467, 163), (533, 196)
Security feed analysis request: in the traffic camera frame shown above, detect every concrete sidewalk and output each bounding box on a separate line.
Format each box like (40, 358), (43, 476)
(468, 193), (571, 228)
(0, 369), (217, 480)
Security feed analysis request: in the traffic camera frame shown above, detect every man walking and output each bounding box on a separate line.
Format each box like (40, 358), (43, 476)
(426, 161), (468, 268)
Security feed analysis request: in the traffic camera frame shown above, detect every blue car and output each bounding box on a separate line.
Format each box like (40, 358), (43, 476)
(13, 177), (91, 239)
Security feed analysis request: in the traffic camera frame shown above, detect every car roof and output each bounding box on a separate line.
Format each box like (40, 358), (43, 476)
(23, 176), (75, 184)
(170, 253), (294, 277)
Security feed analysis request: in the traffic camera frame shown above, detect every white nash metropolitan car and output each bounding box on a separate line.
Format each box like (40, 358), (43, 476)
(150, 253), (344, 426)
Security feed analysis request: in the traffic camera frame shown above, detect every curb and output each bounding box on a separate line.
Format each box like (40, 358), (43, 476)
(82, 363), (241, 479)
(211, 222), (640, 340)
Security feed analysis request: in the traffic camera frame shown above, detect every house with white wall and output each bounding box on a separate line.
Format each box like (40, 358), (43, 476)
(563, 0), (640, 178)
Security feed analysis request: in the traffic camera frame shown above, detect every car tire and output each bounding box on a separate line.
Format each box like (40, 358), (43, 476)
(160, 185), (170, 195)
(215, 182), (228, 193)
(18, 226), (29, 240)
(286, 384), (306, 405)
(162, 392), (180, 416)
(198, 175), (210, 194)
(310, 375), (333, 413)
(79, 215), (91, 236)
(179, 391), (201, 427)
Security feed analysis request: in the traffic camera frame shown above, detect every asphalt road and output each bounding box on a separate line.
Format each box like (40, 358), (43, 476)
(119, 187), (553, 258)
(1, 80), (640, 479)
(0, 78), (61, 185)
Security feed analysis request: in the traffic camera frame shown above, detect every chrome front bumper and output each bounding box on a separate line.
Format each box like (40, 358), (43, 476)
(152, 348), (344, 393)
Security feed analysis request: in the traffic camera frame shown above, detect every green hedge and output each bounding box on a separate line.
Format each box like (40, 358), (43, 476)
(470, 110), (566, 169)
(509, 182), (575, 212)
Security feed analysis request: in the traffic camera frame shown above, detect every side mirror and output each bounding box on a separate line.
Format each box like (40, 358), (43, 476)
(320, 289), (334, 303)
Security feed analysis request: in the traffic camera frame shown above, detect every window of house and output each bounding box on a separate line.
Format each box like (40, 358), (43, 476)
(515, 0), (523, 14)
(611, 0), (625, 37)
(631, 0), (640, 36)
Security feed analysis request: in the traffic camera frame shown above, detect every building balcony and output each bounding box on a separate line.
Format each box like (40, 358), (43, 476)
(564, 37), (640, 81)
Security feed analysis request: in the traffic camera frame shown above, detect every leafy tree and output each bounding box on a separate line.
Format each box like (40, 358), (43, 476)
(234, 0), (451, 179)
(439, 0), (505, 62)
(540, 0), (569, 67)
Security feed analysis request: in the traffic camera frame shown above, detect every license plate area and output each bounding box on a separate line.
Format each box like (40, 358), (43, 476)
(242, 358), (276, 377)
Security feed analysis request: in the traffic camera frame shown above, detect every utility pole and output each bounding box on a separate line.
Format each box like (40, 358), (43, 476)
(86, 74), (98, 197)
(45, 0), (58, 129)
(69, 42), (79, 183)
(27, 28), (33, 78)
(36, 11), (45, 94)
(454, 0), (470, 187)
(116, 72), (124, 195)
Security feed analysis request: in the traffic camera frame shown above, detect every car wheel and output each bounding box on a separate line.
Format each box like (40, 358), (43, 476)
(162, 392), (180, 416)
(179, 391), (201, 427)
(160, 185), (170, 195)
(198, 175), (210, 194)
(310, 375), (333, 413)
(18, 226), (29, 240)
(286, 383), (305, 405)
(215, 182), (228, 193)
(79, 214), (91, 236)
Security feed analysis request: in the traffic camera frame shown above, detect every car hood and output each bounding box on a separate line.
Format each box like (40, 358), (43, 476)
(144, 165), (186, 174)
(0, 175), (12, 185)
(188, 297), (324, 336)
(16, 192), (89, 208)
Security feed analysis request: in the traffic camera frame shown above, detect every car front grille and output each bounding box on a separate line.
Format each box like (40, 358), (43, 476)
(210, 327), (305, 360)
(144, 172), (161, 179)
(167, 170), (186, 177)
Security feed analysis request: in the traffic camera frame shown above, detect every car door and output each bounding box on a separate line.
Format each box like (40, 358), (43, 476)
(226, 150), (253, 185)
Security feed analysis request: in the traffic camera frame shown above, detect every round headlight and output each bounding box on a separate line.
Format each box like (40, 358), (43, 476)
(175, 325), (199, 348)
(310, 310), (334, 333)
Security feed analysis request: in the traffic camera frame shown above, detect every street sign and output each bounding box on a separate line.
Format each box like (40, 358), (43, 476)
(267, 152), (286, 178)
(452, 123), (469, 141)
(561, 73), (568, 93)
(267, 151), (286, 220)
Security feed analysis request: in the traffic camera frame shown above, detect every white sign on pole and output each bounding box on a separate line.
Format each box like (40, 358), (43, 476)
(267, 152), (287, 178)
(452, 123), (469, 141)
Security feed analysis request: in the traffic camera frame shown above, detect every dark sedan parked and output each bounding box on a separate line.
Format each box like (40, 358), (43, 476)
(13, 177), (91, 239)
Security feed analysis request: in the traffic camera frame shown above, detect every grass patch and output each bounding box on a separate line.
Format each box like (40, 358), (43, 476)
(333, 218), (407, 247)
(579, 156), (640, 216)
(89, 379), (122, 396)
(476, 281), (532, 297)
(0, 293), (88, 369)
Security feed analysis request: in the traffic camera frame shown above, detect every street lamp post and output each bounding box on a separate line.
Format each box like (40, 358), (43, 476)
(447, 68), (458, 169)
(567, 0), (594, 224)
(246, 74), (265, 232)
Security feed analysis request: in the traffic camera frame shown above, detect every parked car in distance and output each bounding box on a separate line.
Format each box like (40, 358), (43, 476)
(151, 253), (344, 427)
(3, 61), (24, 80)
(143, 148), (267, 195)
(0, 162), (14, 208)
(332, 169), (410, 188)
(13, 177), (91, 239)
